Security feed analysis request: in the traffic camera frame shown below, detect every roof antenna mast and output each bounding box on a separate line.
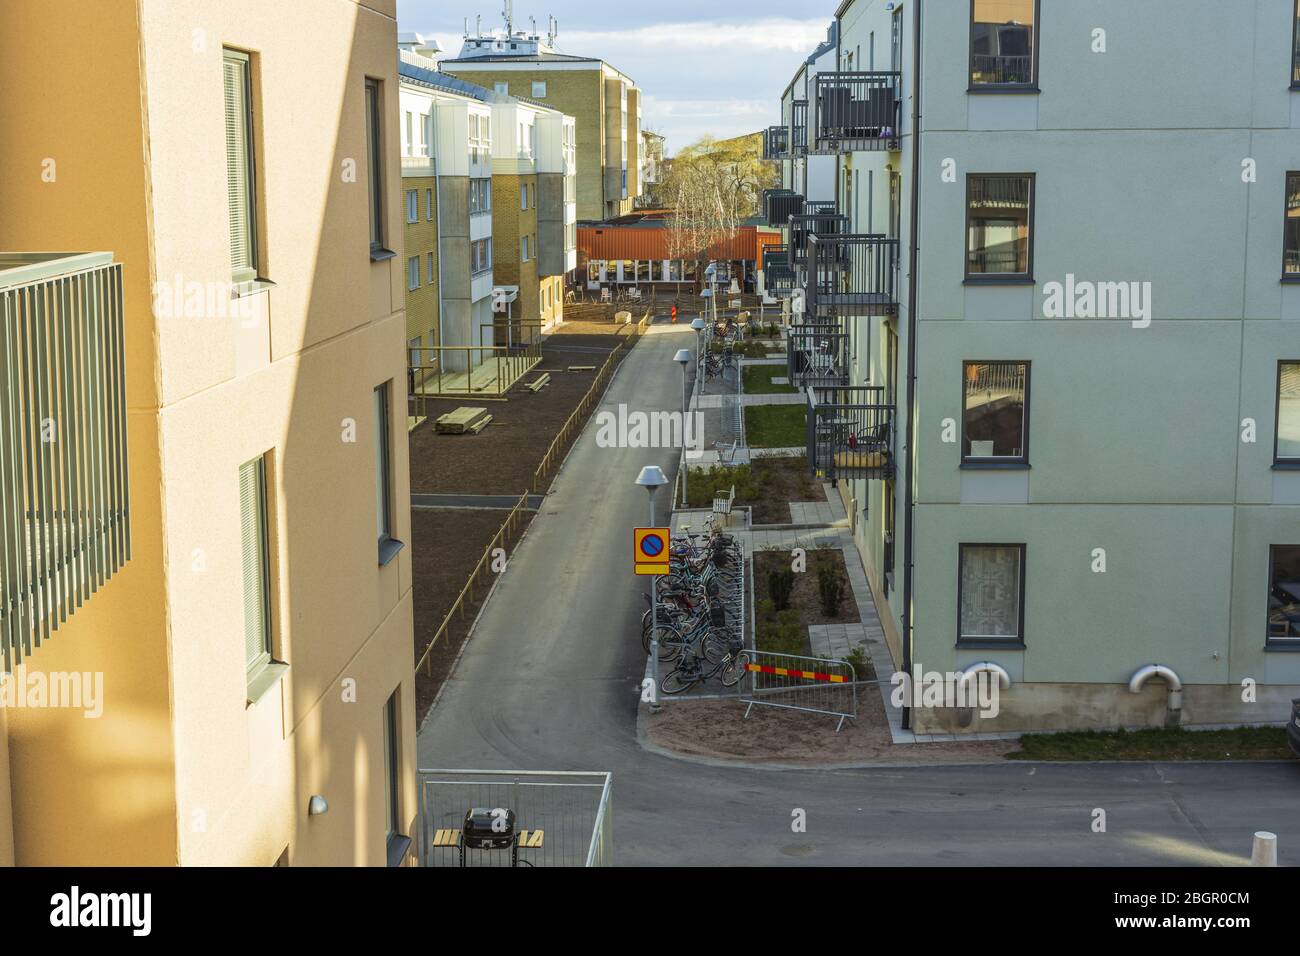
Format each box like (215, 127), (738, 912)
(503, 0), (513, 36)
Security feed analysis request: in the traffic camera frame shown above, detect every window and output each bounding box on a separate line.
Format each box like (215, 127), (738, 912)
(969, 0), (1038, 89)
(469, 178), (492, 214)
(375, 382), (402, 565)
(223, 49), (259, 284)
(966, 173), (1034, 278)
(521, 235), (530, 262)
(405, 189), (418, 223)
(521, 183), (528, 210)
(1285, 172), (1300, 277)
(494, 81), (509, 95)
(403, 110), (413, 156)
(958, 544), (1026, 645)
(427, 252), (435, 285)
(532, 80), (547, 98)
(408, 335), (423, 369)
(962, 361), (1029, 464)
(1268, 545), (1300, 644)
(240, 455), (275, 683)
(472, 238), (492, 274)
(406, 256), (420, 290)
(426, 187), (434, 220)
(636, 260), (651, 283)
(1277, 361), (1300, 464)
(1293, 1), (1300, 87)
(365, 78), (390, 258)
(382, 689), (408, 865)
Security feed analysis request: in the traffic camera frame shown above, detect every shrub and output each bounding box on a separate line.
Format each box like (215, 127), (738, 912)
(842, 647), (869, 680)
(817, 566), (843, 617)
(769, 568), (795, 611)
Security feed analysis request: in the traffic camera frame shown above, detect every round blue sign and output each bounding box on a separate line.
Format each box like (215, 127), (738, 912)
(640, 534), (664, 557)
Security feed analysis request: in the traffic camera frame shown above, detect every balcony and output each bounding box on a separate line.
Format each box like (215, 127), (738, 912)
(790, 100), (808, 156)
(0, 253), (131, 672)
(762, 188), (804, 228)
(806, 385), (895, 482)
(762, 245), (796, 297)
(763, 125), (790, 161)
(811, 72), (901, 153)
(806, 233), (899, 316)
(787, 322), (849, 389)
(788, 206), (846, 272)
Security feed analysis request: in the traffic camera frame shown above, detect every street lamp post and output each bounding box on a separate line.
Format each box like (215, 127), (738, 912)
(673, 349), (691, 505)
(635, 465), (669, 707)
(690, 317), (706, 395)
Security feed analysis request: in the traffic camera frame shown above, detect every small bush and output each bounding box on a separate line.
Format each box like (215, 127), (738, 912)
(768, 568), (795, 611)
(842, 647), (869, 680)
(817, 566), (843, 617)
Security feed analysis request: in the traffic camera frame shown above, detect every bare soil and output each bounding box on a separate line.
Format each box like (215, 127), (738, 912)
(643, 691), (1018, 765)
(750, 456), (823, 523)
(407, 327), (633, 496)
(754, 548), (861, 627)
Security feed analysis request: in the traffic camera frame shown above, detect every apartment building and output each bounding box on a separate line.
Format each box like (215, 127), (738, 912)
(0, 0), (416, 864)
(489, 95), (577, 334)
(441, 15), (641, 221)
(399, 44), (497, 369)
(772, 0), (1300, 734)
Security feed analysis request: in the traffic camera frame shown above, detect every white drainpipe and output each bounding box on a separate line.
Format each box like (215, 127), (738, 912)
(1128, 664), (1183, 727)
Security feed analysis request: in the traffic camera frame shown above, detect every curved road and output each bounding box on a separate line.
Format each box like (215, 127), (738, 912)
(417, 321), (1300, 866)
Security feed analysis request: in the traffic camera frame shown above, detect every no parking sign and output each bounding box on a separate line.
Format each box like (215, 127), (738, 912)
(633, 528), (670, 576)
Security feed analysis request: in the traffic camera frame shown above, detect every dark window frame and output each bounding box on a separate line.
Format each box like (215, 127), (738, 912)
(1292, 1), (1300, 89)
(1276, 360), (1300, 467)
(375, 381), (404, 566)
(1267, 544), (1300, 648)
(961, 360), (1031, 467)
(957, 543), (1027, 648)
(366, 77), (394, 261)
(1284, 171), (1300, 281)
(968, 0), (1041, 93)
(223, 47), (261, 284)
(964, 173), (1036, 283)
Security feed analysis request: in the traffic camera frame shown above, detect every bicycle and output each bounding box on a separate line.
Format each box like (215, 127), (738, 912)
(659, 631), (745, 694)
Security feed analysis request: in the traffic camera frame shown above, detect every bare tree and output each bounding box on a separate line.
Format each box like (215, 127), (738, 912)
(663, 134), (779, 292)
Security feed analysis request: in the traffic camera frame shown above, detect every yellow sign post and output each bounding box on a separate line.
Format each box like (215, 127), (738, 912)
(634, 527), (670, 576)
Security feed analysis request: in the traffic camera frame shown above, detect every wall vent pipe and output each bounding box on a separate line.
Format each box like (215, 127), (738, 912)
(1128, 664), (1183, 727)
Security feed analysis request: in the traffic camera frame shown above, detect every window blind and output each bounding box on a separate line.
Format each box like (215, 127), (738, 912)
(223, 51), (257, 283)
(239, 456), (270, 669)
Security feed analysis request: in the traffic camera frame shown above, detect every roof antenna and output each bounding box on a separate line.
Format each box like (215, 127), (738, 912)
(463, 16), (469, 38)
(529, 16), (536, 37)
(547, 15), (556, 46)
(503, 0), (513, 36)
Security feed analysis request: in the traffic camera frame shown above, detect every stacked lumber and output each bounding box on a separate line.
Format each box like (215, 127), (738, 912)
(434, 406), (493, 435)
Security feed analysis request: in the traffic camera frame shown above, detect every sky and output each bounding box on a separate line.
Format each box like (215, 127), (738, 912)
(394, 0), (834, 155)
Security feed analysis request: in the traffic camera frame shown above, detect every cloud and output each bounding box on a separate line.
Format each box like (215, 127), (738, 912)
(556, 18), (828, 55)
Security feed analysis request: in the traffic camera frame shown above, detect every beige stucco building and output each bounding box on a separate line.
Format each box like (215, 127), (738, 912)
(0, 0), (417, 865)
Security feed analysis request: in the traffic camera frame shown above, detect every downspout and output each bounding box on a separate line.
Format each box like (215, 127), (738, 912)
(434, 158), (446, 364)
(900, 0), (922, 731)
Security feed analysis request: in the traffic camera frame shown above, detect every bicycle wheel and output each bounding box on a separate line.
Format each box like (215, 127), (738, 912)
(660, 667), (696, 695)
(720, 656), (743, 687)
(644, 623), (685, 661)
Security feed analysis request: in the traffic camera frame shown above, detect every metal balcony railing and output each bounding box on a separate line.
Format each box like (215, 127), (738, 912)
(806, 385), (895, 482)
(787, 322), (849, 389)
(762, 188), (804, 229)
(763, 125), (790, 161)
(763, 245), (796, 297)
(790, 100), (808, 155)
(812, 72), (901, 153)
(0, 253), (131, 672)
(806, 233), (899, 316)
(788, 207), (847, 272)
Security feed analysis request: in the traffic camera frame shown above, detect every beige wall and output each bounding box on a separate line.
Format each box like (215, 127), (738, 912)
(0, 0), (417, 866)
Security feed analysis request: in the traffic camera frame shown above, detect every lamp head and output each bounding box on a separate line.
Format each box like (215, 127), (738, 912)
(635, 465), (668, 489)
(673, 349), (691, 365)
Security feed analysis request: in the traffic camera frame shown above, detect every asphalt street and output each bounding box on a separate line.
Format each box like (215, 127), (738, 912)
(416, 321), (1300, 866)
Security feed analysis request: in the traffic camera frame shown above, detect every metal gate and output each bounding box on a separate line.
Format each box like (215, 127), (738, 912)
(417, 769), (612, 867)
(739, 649), (857, 731)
